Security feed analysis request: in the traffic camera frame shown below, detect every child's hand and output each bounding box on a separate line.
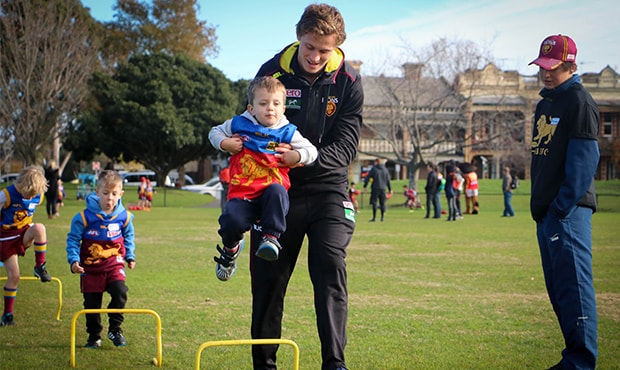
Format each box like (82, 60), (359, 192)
(275, 144), (303, 168)
(71, 261), (84, 274)
(221, 135), (244, 155)
(127, 260), (136, 269)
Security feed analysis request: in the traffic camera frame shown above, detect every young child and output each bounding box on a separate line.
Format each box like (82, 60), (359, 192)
(137, 176), (147, 209)
(66, 170), (136, 348)
(348, 182), (361, 213)
(0, 166), (52, 326)
(208, 76), (318, 281)
(57, 179), (66, 208)
(403, 185), (418, 212)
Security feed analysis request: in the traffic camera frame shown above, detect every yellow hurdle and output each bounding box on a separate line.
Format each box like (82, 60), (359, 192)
(195, 338), (300, 370)
(70, 308), (162, 367)
(0, 276), (62, 320)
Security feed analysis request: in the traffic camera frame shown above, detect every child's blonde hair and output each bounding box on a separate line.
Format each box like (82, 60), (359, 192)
(247, 76), (286, 105)
(14, 166), (48, 198)
(97, 170), (123, 191)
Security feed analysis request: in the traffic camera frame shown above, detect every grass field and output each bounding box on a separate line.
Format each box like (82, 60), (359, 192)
(0, 179), (618, 369)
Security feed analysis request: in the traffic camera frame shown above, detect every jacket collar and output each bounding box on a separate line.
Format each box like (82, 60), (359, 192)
(278, 42), (344, 77)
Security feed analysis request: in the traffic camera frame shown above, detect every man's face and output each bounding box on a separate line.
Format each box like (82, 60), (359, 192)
(297, 32), (339, 80)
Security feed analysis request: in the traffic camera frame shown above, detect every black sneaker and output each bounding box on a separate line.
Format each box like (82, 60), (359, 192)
(34, 263), (52, 282)
(1, 312), (14, 326)
(214, 240), (244, 281)
(85, 337), (102, 348)
(255, 235), (281, 262)
(108, 329), (127, 347)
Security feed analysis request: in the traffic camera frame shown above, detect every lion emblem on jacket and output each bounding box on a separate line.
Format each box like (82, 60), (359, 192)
(532, 115), (557, 146)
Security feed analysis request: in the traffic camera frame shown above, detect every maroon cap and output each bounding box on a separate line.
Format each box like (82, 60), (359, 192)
(529, 34), (577, 70)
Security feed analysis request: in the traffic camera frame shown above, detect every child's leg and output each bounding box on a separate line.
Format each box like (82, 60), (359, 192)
(106, 280), (128, 346)
(84, 292), (104, 339)
(23, 223), (47, 267)
(106, 280), (128, 331)
(2, 255), (19, 316)
(256, 184), (288, 239)
(218, 199), (258, 248)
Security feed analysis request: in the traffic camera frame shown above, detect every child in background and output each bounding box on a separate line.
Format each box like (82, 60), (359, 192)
(403, 185), (418, 212)
(0, 166), (52, 326)
(348, 182), (361, 213)
(66, 170), (136, 348)
(208, 76), (317, 281)
(57, 179), (66, 208)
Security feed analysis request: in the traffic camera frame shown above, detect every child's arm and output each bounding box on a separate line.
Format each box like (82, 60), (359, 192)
(123, 213), (137, 270)
(66, 213), (85, 273)
(279, 131), (318, 167)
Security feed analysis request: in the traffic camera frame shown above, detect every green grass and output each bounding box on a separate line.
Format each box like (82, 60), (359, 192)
(0, 180), (618, 369)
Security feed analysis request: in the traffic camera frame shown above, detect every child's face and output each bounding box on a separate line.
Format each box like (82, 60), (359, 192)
(97, 183), (124, 213)
(247, 87), (285, 128)
(538, 65), (574, 89)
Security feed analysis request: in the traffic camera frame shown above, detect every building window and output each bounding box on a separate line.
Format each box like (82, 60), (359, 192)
(602, 113), (613, 137)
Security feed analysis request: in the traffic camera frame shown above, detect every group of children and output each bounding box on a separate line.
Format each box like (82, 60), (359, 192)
(1, 167), (136, 350)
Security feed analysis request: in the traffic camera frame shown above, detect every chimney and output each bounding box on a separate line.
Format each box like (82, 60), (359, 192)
(402, 63), (423, 80)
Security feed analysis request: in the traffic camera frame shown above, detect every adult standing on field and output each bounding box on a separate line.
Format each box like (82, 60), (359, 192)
(363, 158), (392, 222)
(529, 34), (600, 370)
(501, 166), (515, 217)
(250, 3), (363, 369)
(424, 162), (440, 219)
(44, 160), (60, 219)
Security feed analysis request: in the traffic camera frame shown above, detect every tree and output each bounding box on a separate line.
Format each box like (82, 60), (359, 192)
(99, 0), (217, 70)
(67, 53), (237, 186)
(362, 37), (525, 187)
(0, 0), (99, 166)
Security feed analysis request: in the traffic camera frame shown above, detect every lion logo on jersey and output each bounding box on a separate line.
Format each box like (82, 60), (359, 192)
(232, 154), (283, 186)
(85, 243), (122, 265)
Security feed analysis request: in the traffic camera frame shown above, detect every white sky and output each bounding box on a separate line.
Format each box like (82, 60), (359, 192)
(82, 0), (620, 81)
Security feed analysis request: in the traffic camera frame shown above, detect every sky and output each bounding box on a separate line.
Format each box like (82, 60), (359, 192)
(81, 0), (620, 81)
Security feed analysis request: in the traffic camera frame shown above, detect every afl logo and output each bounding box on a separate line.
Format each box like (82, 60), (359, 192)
(326, 96), (338, 117)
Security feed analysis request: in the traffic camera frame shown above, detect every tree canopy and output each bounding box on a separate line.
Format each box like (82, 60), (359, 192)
(99, 0), (217, 70)
(66, 53), (237, 185)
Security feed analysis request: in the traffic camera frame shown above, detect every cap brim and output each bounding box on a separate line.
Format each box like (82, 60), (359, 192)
(529, 57), (563, 71)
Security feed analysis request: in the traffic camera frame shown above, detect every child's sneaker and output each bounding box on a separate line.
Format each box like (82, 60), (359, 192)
(108, 329), (127, 347)
(1, 312), (14, 326)
(214, 240), (244, 281)
(34, 262), (52, 282)
(85, 337), (102, 348)
(255, 235), (281, 262)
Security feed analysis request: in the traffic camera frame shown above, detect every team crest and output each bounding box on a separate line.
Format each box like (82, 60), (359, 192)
(326, 96), (338, 117)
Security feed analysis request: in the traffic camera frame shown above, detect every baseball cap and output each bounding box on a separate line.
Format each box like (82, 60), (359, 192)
(529, 34), (577, 70)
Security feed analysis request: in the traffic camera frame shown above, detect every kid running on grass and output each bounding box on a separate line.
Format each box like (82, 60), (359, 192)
(0, 166), (52, 326)
(66, 170), (136, 348)
(208, 76), (317, 281)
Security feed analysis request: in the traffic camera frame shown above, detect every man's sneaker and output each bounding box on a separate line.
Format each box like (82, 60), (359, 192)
(1, 312), (14, 326)
(255, 235), (281, 262)
(34, 263), (52, 282)
(108, 329), (127, 347)
(85, 338), (102, 348)
(214, 240), (244, 281)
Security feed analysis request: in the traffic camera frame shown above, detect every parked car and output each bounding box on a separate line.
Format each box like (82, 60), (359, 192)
(181, 176), (222, 199)
(166, 170), (195, 187)
(121, 171), (157, 186)
(0, 173), (19, 185)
